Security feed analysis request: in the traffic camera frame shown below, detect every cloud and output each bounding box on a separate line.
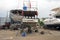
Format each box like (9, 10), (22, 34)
(47, 0), (60, 2)
(0, 0), (60, 18)
(0, 0), (23, 10)
(0, 0), (23, 17)
(37, 0), (60, 18)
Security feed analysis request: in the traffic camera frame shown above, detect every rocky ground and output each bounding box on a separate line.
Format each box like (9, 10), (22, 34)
(0, 29), (60, 40)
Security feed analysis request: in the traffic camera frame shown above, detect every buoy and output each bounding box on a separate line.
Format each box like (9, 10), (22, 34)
(21, 32), (26, 37)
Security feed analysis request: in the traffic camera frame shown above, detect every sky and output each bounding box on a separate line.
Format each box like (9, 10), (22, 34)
(0, 0), (60, 18)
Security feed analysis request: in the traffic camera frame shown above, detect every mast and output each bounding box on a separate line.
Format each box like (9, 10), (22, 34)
(5, 12), (9, 23)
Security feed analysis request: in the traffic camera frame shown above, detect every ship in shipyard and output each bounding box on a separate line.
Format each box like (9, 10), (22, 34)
(44, 7), (60, 30)
(9, 0), (38, 32)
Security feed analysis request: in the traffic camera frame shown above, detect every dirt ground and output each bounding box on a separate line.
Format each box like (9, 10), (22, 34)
(0, 29), (60, 40)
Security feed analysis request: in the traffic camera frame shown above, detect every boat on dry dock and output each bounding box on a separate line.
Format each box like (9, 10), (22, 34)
(44, 7), (60, 30)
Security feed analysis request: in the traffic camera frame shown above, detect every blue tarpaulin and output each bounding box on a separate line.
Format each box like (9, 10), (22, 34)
(23, 6), (27, 10)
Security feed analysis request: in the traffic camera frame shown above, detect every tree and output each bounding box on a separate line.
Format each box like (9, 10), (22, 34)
(38, 18), (44, 26)
(40, 21), (44, 26)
